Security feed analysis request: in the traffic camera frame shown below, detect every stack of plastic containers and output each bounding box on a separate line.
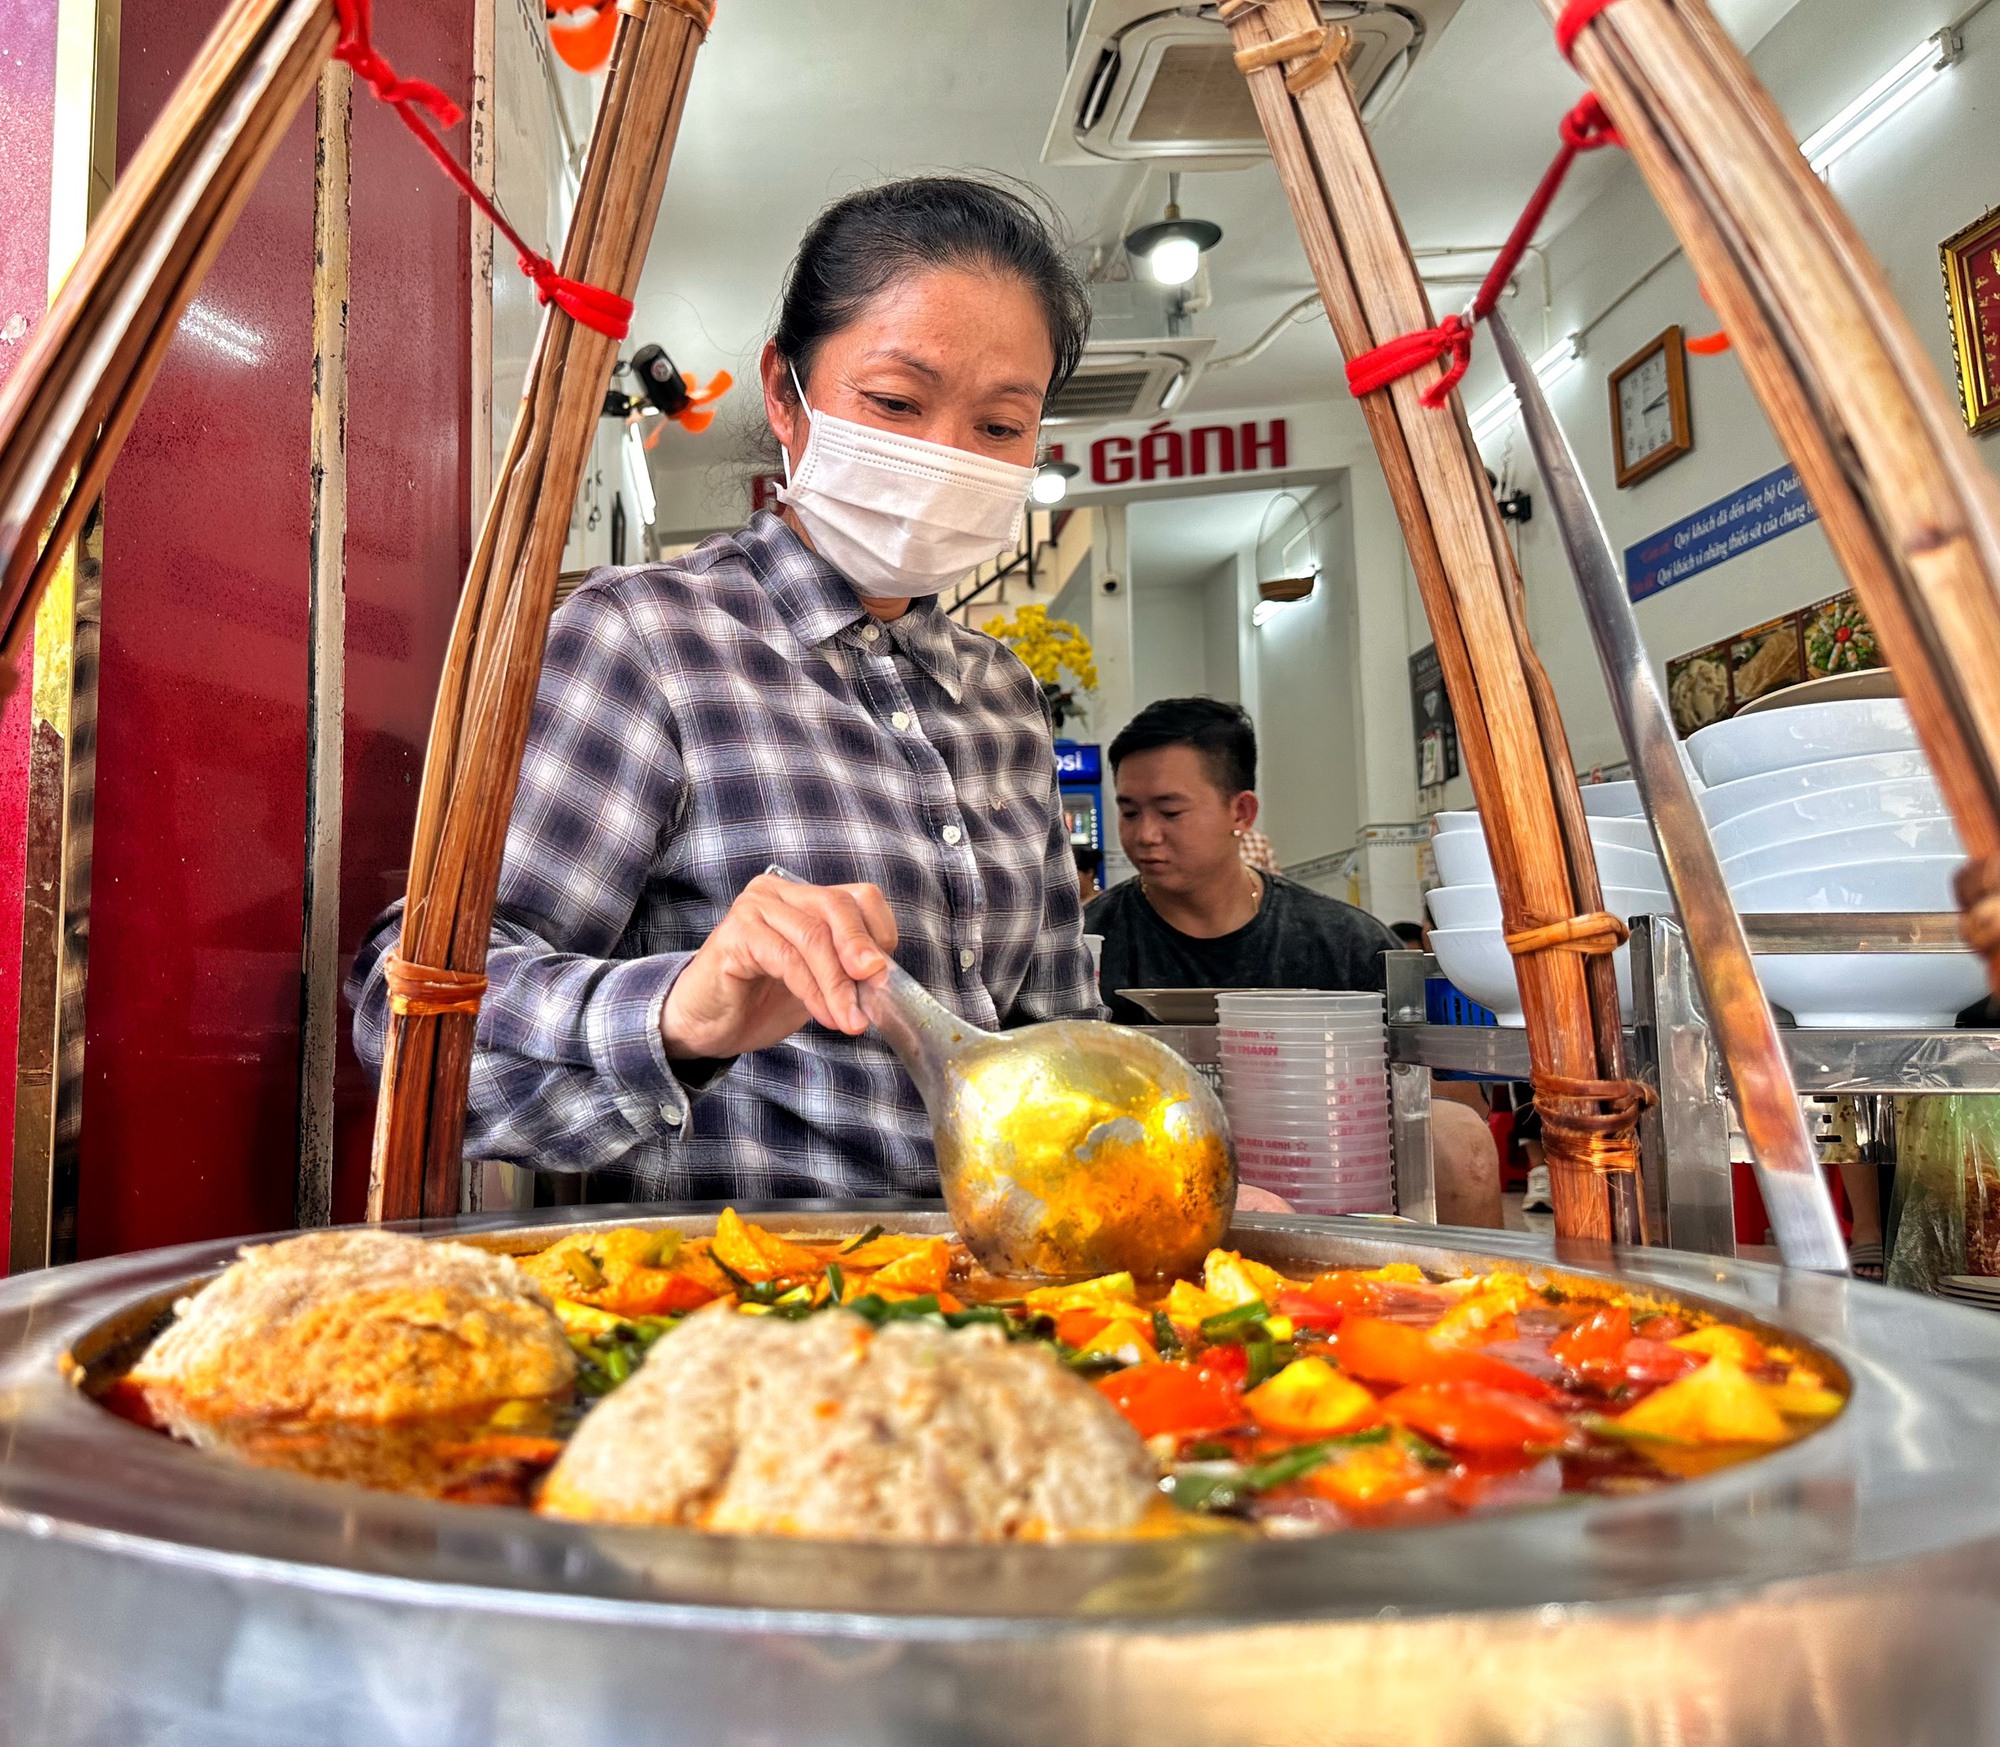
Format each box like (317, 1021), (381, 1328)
(1217, 991), (1393, 1214)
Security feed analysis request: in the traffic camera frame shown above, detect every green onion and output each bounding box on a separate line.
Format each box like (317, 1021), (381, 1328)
(1152, 1310), (1181, 1356)
(841, 1224), (887, 1254)
(942, 1304), (1010, 1328)
(1200, 1299), (1269, 1336)
(1399, 1428), (1453, 1470)
(640, 1230), (682, 1268)
(562, 1250), (604, 1290)
(826, 1262), (845, 1305)
(1165, 1425), (1392, 1514)
(1243, 1336), (1279, 1391)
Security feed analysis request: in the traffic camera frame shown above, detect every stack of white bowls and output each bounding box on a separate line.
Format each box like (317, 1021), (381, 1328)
(1691, 697), (1983, 1025)
(1424, 792), (1669, 1027)
(1217, 992), (1393, 1214)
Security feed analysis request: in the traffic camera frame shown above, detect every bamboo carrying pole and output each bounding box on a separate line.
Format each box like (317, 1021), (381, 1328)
(366, 0), (711, 1222)
(0, 0), (337, 673)
(1551, 0), (2000, 992)
(1224, 0), (1647, 1243)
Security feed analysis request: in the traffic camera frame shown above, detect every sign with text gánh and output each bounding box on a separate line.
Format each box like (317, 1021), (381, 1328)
(1049, 418), (1290, 492)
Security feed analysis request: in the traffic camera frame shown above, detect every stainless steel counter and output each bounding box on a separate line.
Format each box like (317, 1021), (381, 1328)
(3, 1203), (2000, 1744)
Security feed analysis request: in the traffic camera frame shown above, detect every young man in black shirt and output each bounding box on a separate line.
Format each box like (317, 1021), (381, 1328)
(1086, 697), (1500, 1227)
(1087, 698), (1398, 1024)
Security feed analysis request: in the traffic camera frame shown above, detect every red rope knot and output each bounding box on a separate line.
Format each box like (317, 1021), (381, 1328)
(333, 0), (461, 126)
(1556, 0), (1623, 62)
(1558, 92), (1622, 154)
(1345, 311), (1474, 407)
(519, 253), (634, 340)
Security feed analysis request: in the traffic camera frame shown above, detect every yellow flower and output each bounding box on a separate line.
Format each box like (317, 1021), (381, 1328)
(983, 603), (1097, 693)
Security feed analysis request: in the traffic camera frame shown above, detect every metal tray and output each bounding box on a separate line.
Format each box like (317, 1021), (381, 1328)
(5, 1202), (2000, 1745)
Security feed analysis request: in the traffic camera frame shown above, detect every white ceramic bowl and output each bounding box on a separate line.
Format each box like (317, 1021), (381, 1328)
(1697, 749), (1936, 825)
(1706, 774), (1950, 862)
(1431, 832), (1664, 891)
(1428, 924), (1636, 1027)
(1723, 818), (1965, 886)
(1754, 952), (1988, 1028)
(1432, 811), (1655, 852)
(1578, 781), (1644, 818)
(1426, 881), (1668, 932)
(1686, 698), (1917, 787)
(1728, 854), (1966, 914)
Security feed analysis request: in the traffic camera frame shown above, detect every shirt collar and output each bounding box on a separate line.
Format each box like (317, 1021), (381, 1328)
(739, 510), (965, 702)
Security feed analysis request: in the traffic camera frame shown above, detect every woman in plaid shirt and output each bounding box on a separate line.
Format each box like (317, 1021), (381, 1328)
(351, 179), (1106, 1202)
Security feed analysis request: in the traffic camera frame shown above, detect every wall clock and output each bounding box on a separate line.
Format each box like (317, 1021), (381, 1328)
(1609, 324), (1693, 489)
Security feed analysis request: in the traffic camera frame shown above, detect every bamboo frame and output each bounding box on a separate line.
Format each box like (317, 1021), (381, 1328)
(1225, 0), (1646, 1243)
(366, 0), (711, 1221)
(1550, 0), (2000, 991)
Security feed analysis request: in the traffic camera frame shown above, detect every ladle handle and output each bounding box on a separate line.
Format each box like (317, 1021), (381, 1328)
(1489, 315), (1847, 1274)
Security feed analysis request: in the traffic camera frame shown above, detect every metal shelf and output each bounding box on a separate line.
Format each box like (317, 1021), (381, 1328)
(1384, 923), (2000, 1258)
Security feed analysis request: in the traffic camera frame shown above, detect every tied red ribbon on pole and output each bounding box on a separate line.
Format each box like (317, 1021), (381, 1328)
(331, 0), (633, 340)
(1556, 0), (1624, 62)
(1344, 94), (1622, 408)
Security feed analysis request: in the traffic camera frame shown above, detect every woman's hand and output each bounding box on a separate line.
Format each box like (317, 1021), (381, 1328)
(661, 873), (899, 1061)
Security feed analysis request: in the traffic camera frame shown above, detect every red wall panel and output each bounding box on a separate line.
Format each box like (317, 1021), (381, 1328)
(82, 1), (471, 1255)
(0, 0), (67, 1255)
(331, 10), (475, 1224)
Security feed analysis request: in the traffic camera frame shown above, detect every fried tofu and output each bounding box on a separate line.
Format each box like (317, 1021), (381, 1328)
(130, 1230), (575, 1433)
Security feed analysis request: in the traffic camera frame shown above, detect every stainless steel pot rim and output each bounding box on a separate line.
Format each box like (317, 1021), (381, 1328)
(3, 1199), (1998, 1636)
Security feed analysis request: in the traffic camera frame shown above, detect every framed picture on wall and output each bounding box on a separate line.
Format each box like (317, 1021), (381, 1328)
(1609, 325), (1693, 489)
(1941, 206), (2000, 434)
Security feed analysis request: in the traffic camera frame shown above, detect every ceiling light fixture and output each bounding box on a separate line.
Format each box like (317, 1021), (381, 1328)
(1802, 27), (1962, 176)
(1467, 334), (1585, 447)
(1125, 173), (1222, 289)
(1032, 460), (1080, 506)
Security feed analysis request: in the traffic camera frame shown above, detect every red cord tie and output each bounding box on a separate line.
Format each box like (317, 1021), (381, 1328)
(331, 0), (633, 340)
(1556, 0), (1624, 61)
(1345, 94), (1622, 406)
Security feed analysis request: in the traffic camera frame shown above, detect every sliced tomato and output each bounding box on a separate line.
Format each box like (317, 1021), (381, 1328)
(1055, 1308), (1113, 1348)
(1619, 1337), (1702, 1387)
(1301, 1271), (1384, 1315)
(1551, 1304), (1632, 1371)
(1635, 1314), (1688, 1342)
(1274, 1290), (1346, 1331)
(616, 1270), (718, 1316)
(1097, 1361), (1246, 1439)
(1332, 1316), (1553, 1399)
(1379, 1382), (1580, 1454)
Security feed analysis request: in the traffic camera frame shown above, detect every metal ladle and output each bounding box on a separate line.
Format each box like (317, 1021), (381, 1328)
(1489, 313), (1847, 1272)
(859, 961), (1236, 1280)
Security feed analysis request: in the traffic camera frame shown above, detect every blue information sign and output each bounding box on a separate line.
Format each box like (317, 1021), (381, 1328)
(1624, 465), (1819, 602)
(1053, 741), (1101, 784)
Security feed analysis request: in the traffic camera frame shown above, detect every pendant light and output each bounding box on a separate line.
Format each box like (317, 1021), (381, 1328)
(1125, 174), (1222, 289)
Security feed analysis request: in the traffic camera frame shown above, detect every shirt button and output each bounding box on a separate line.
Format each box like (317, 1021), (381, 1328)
(959, 948), (976, 970)
(941, 824), (963, 846)
(860, 623), (881, 643)
(891, 710), (912, 731)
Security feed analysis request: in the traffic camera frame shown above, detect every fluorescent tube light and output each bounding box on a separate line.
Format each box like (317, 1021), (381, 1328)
(1802, 28), (1961, 175)
(1467, 334), (1584, 447)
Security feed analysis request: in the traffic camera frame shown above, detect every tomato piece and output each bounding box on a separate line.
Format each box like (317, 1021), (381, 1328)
(1196, 1342), (1250, 1385)
(1096, 1361), (1246, 1439)
(1332, 1316), (1553, 1399)
(1619, 1337), (1702, 1387)
(1551, 1304), (1632, 1370)
(618, 1271), (718, 1315)
(1055, 1308), (1113, 1348)
(1379, 1382), (1580, 1454)
(1274, 1290), (1345, 1331)
(1635, 1314), (1687, 1341)
(1302, 1271), (1385, 1315)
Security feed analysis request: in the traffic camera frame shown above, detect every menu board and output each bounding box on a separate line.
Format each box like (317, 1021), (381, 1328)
(1666, 591), (1884, 738)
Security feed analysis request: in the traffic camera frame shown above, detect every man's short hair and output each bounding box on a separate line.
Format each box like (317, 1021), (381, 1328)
(1108, 697), (1257, 796)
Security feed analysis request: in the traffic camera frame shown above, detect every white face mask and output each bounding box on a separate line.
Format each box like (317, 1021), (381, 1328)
(776, 369), (1035, 599)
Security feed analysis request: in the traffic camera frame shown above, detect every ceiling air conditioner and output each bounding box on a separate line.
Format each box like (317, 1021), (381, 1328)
(1045, 1), (1465, 171)
(1045, 335), (1218, 427)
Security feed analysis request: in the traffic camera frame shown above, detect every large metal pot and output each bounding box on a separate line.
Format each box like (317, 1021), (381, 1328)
(6, 1202), (2000, 1746)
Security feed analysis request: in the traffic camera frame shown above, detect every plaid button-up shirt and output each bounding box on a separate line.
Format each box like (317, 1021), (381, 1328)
(349, 511), (1099, 1200)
